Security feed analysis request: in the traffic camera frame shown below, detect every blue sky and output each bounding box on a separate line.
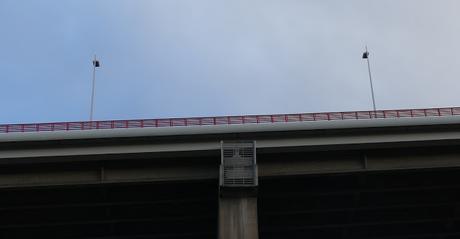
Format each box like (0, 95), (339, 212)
(1, 0), (459, 124)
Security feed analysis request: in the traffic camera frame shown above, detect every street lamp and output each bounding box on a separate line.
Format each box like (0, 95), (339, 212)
(362, 46), (377, 113)
(90, 55), (100, 121)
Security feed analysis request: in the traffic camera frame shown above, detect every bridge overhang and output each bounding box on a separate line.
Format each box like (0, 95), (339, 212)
(1, 116), (460, 188)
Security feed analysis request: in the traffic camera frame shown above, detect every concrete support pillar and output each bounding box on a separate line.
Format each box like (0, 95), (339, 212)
(218, 196), (259, 239)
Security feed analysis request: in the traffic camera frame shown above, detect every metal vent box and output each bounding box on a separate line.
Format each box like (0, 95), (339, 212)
(220, 141), (258, 188)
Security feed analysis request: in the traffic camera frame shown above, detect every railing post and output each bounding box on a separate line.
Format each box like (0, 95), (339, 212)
(5, 125), (9, 133)
(256, 116), (260, 123)
(21, 125), (24, 132)
(438, 108), (441, 116)
(327, 113), (330, 121)
(155, 119), (158, 127)
(424, 109), (427, 117)
(270, 115), (274, 123)
(66, 123), (69, 131)
(214, 117), (217, 125)
(313, 114), (316, 121)
(140, 120), (144, 128)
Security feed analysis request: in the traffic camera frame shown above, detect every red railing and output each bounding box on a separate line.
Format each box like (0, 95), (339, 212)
(1, 107), (460, 134)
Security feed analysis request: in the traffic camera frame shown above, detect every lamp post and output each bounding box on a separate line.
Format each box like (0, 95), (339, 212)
(90, 55), (100, 121)
(362, 46), (377, 113)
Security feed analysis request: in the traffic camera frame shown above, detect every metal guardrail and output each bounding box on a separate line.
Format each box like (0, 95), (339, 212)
(1, 107), (460, 133)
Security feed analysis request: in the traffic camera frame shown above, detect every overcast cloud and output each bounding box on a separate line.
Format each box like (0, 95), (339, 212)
(0, 0), (459, 123)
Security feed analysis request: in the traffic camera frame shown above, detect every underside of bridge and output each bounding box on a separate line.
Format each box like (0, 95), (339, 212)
(2, 167), (460, 239)
(259, 168), (460, 239)
(0, 180), (219, 238)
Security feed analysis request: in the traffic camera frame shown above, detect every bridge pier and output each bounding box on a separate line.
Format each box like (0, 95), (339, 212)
(219, 141), (259, 239)
(218, 196), (259, 239)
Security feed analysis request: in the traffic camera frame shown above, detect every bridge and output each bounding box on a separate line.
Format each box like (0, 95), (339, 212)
(1, 107), (460, 238)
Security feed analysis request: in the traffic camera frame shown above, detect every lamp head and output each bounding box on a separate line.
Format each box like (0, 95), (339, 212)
(362, 51), (369, 59)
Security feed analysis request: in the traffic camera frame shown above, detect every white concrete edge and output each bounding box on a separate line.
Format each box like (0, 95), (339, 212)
(1, 116), (460, 143)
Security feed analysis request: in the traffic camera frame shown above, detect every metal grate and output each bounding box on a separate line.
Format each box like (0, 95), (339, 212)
(220, 141), (257, 187)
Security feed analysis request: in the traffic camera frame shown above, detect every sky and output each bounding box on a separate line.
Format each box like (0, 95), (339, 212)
(1, 0), (460, 124)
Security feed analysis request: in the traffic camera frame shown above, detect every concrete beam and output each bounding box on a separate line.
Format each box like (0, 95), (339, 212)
(2, 129), (460, 161)
(2, 150), (460, 188)
(0, 164), (218, 189)
(259, 152), (460, 176)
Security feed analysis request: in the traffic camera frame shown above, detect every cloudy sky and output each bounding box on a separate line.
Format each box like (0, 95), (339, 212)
(0, 0), (459, 124)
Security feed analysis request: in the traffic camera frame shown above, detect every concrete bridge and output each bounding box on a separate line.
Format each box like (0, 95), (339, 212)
(1, 107), (460, 238)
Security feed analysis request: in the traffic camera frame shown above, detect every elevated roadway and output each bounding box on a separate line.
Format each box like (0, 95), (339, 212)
(1, 107), (460, 238)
